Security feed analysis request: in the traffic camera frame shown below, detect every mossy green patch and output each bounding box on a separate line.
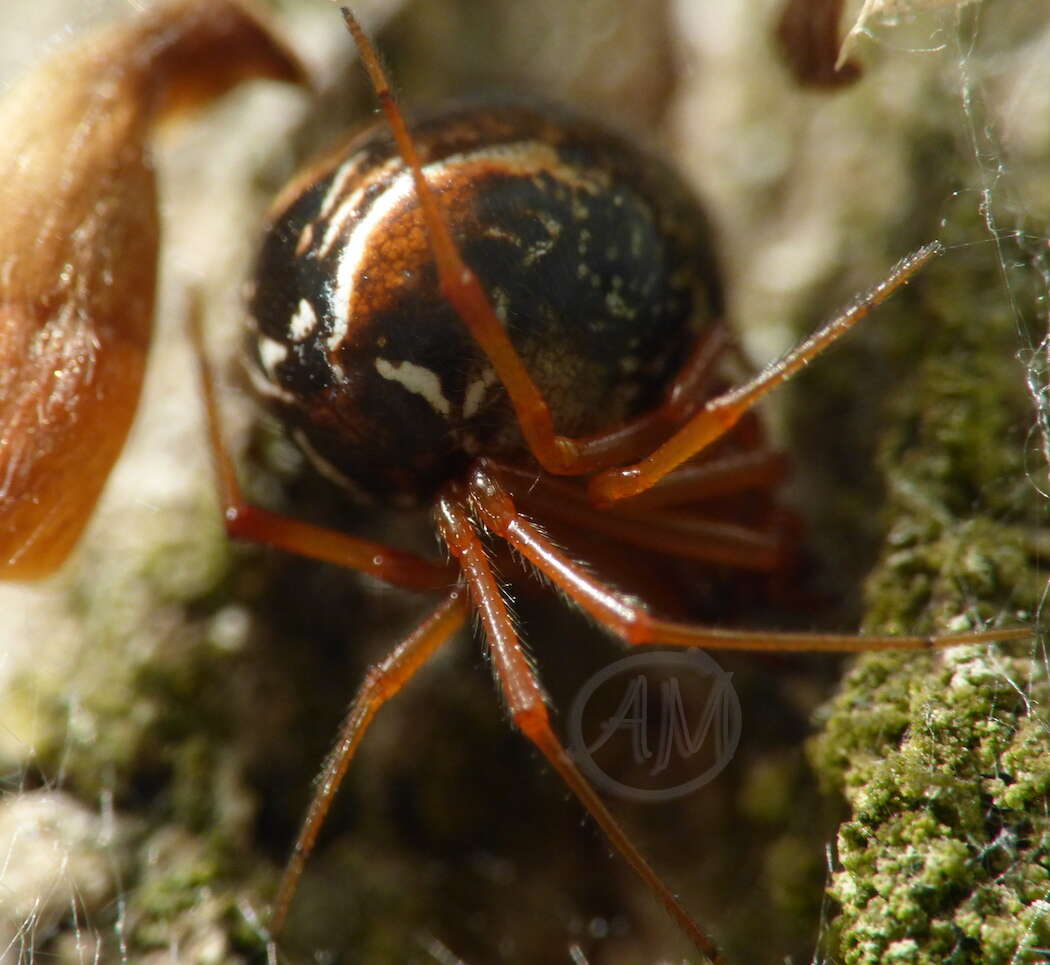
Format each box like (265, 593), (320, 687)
(810, 208), (1050, 964)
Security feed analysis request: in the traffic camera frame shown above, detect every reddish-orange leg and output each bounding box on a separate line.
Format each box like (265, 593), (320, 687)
(270, 588), (469, 934)
(340, 6), (940, 490)
(495, 461), (788, 571)
(586, 243), (941, 504)
(589, 449), (790, 513)
(469, 464), (1029, 653)
(434, 491), (729, 965)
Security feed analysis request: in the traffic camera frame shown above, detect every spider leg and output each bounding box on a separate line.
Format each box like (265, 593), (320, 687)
(188, 295), (454, 591)
(552, 324), (734, 472)
(433, 491), (728, 965)
(341, 8), (572, 475)
(270, 588), (469, 935)
(491, 449), (789, 514)
(587, 243), (942, 505)
(594, 450), (790, 512)
(468, 464), (1028, 652)
(494, 463), (787, 571)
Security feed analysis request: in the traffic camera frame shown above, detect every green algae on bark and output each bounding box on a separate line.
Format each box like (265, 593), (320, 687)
(810, 230), (1050, 964)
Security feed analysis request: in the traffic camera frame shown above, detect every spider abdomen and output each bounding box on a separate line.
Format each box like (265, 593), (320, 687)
(249, 100), (722, 503)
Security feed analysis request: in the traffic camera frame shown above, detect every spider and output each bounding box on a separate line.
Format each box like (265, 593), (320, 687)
(0, 1), (1032, 962)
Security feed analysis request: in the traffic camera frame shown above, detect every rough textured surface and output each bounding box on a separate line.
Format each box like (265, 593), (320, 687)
(807, 212), (1049, 964)
(0, 1), (1047, 964)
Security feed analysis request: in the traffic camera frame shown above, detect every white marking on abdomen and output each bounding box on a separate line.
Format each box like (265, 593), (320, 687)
(327, 170), (416, 352)
(292, 428), (374, 505)
(375, 357), (451, 417)
(257, 334), (288, 379)
(463, 367), (498, 418)
(289, 298), (319, 341)
(318, 156), (403, 261)
(326, 142), (605, 355)
(318, 153), (369, 219)
(246, 361), (295, 403)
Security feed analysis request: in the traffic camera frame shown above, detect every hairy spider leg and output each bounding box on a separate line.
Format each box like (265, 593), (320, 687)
(583, 450), (790, 512)
(588, 243), (942, 504)
(494, 461), (788, 571)
(269, 589), (469, 935)
(469, 464), (1030, 652)
(434, 492), (729, 965)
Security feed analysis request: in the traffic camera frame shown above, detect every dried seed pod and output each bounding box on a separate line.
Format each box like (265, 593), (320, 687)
(0, 0), (305, 579)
